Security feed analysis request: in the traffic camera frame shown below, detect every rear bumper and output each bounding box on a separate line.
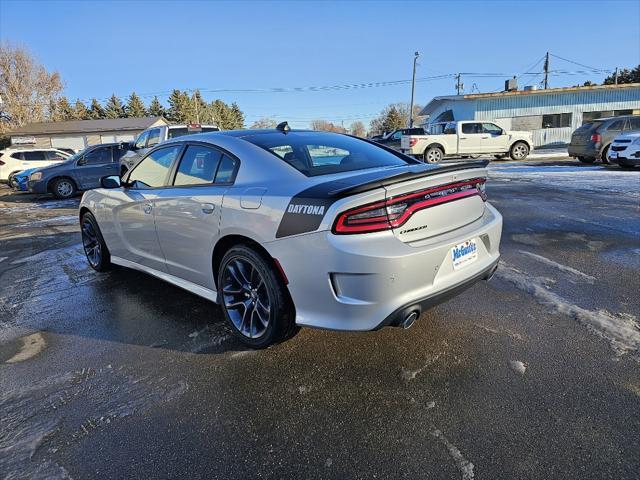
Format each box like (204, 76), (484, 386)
(568, 144), (599, 158)
(375, 258), (499, 329)
(265, 203), (503, 331)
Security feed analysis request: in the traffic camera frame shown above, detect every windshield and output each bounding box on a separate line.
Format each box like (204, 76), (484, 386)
(167, 126), (220, 139)
(245, 131), (413, 177)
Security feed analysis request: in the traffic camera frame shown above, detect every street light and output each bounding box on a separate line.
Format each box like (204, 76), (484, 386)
(409, 51), (420, 128)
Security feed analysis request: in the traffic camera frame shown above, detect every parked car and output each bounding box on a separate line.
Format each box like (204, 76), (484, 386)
(120, 123), (220, 174)
(607, 132), (640, 167)
(28, 143), (128, 199)
(568, 115), (640, 164)
(8, 168), (38, 191)
(0, 148), (70, 182)
(79, 126), (502, 348)
(56, 147), (78, 156)
(401, 121), (532, 162)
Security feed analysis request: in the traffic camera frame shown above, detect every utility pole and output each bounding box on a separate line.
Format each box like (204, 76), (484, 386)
(543, 51), (550, 90)
(614, 67), (619, 85)
(455, 74), (463, 95)
(192, 92), (200, 123)
(409, 51), (420, 128)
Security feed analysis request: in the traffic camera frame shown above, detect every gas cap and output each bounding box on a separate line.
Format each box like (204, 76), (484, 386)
(240, 187), (267, 209)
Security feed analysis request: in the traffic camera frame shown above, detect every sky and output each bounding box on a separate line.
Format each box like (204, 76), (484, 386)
(1, 0), (639, 129)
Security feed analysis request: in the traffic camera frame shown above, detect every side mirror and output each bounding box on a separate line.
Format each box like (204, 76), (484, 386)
(77, 156), (86, 166)
(502, 130), (507, 135)
(122, 141), (136, 151)
(101, 175), (121, 189)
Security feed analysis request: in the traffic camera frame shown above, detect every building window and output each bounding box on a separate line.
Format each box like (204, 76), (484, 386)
(542, 113), (572, 129)
(583, 109), (633, 124)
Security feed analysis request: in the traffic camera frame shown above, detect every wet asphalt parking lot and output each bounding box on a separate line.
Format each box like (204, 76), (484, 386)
(0, 158), (639, 480)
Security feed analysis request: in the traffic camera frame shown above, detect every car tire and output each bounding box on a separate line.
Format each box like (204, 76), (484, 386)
(577, 156), (596, 164)
(510, 141), (529, 160)
(218, 245), (296, 348)
(423, 146), (443, 163)
(601, 145), (613, 164)
(81, 212), (111, 272)
(51, 177), (77, 199)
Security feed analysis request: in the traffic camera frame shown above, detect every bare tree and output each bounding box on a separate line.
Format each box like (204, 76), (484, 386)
(310, 119), (346, 133)
(349, 121), (366, 137)
(250, 117), (278, 129)
(0, 43), (63, 134)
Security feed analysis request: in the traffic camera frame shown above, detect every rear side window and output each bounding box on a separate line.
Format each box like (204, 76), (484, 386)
(128, 145), (181, 188)
(23, 151), (47, 161)
(10, 152), (24, 160)
(215, 154), (237, 183)
(607, 120), (625, 131)
(174, 145), (221, 186)
(461, 123), (482, 134)
(245, 131), (411, 177)
(46, 151), (67, 160)
(84, 147), (112, 165)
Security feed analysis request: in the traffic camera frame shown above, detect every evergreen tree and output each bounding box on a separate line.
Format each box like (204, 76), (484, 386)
(381, 105), (405, 132)
(166, 89), (192, 123)
(211, 99), (234, 130)
(229, 102), (244, 129)
(104, 94), (125, 119)
(73, 99), (89, 120)
(148, 96), (165, 117)
(603, 65), (640, 85)
(88, 98), (105, 119)
(125, 92), (147, 118)
(56, 97), (74, 121)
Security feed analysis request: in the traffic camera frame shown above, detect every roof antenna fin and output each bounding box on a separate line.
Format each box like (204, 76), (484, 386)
(276, 121), (290, 133)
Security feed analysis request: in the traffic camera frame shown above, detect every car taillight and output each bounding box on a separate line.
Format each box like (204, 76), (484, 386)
(333, 178), (487, 234)
(591, 133), (602, 142)
(0, 160), (5, 166)
(409, 138), (418, 147)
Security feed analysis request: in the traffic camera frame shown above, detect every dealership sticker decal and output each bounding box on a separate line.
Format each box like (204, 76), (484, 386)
(452, 239), (478, 270)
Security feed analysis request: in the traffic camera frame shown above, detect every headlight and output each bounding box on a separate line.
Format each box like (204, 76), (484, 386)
(632, 137), (640, 145)
(30, 172), (42, 181)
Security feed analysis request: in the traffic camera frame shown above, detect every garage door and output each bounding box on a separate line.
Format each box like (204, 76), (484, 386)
(101, 134), (135, 143)
(51, 136), (87, 152)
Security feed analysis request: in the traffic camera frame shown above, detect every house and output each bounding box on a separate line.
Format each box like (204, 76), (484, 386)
(8, 117), (168, 151)
(420, 83), (640, 147)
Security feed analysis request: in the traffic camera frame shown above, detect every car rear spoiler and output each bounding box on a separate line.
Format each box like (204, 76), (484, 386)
(323, 160), (490, 198)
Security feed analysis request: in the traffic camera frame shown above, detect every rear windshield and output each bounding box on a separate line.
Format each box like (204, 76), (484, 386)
(245, 131), (413, 177)
(401, 127), (425, 135)
(167, 126), (220, 139)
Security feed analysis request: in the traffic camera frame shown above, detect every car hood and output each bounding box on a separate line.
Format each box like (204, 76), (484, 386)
(615, 132), (640, 141)
(35, 161), (68, 173)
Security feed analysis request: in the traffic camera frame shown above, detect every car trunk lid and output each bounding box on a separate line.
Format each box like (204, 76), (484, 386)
(383, 166), (488, 243)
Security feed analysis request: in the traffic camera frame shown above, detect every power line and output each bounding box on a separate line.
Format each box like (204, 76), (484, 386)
(549, 53), (610, 73)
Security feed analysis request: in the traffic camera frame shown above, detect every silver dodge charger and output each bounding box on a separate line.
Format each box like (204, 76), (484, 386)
(79, 124), (502, 348)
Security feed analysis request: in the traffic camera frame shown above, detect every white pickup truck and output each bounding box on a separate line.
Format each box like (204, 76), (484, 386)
(400, 121), (533, 163)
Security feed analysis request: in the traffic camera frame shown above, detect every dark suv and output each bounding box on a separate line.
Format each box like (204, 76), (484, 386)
(569, 115), (640, 164)
(27, 143), (127, 198)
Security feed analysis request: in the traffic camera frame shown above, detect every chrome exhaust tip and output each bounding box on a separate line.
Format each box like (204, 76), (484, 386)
(485, 263), (499, 281)
(401, 310), (419, 329)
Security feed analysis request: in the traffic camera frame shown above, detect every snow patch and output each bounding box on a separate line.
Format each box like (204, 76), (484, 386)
(509, 360), (527, 375)
(401, 353), (442, 382)
(520, 251), (595, 282)
(496, 263), (640, 360)
(475, 324), (524, 341)
(5, 332), (46, 364)
(431, 429), (475, 480)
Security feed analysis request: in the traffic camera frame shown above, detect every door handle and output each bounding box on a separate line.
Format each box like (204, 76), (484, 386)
(460, 137), (467, 140)
(143, 203), (153, 214)
(201, 203), (215, 214)
(481, 136), (489, 139)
